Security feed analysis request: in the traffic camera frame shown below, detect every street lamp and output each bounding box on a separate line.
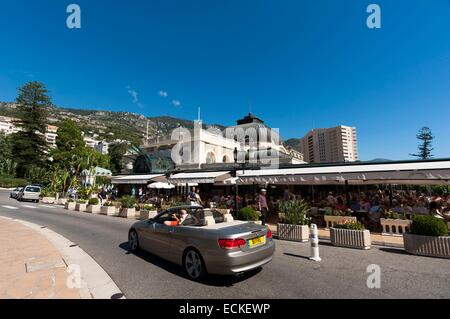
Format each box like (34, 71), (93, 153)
(233, 148), (239, 214)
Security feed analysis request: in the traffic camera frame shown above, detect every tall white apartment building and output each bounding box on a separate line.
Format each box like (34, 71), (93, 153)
(299, 125), (359, 164)
(84, 136), (100, 149)
(45, 125), (59, 148)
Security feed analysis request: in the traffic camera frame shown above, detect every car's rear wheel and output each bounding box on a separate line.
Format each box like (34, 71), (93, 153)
(128, 229), (139, 251)
(184, 249), (206, 280)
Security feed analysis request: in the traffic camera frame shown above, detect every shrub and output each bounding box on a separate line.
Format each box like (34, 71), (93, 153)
(217, 203), (228, 209)
(143, 204), (155, 210)
(40, 187), (56, 197)
(120, 196), (136, 209)
(410, 215), (449, 237)
(278, 199), (311, 225)
(135, 204), (141, 211)
(238, 206), (259, 221)
(0, 175), (28, 188)
(103, 201), (114, 207)
(383, 210), (406, 220)
(333, 221), (365, 230)
(88, 198), (99, 205)
(324, 207), (351, 216)
(67, 198), (74, 203)
(76, 199), (87, 204)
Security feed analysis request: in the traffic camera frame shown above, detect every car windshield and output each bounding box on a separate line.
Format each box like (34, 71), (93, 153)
(25, 186), (40, 192)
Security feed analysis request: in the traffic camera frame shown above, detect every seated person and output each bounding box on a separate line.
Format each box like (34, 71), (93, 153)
(391, 200), (405, 215)
(412, 198), (428, 215)
(164, 209), (198, 226)
(368, 205), (382, 223)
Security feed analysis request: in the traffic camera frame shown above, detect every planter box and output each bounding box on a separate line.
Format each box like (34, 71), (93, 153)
(380, 218), (411, 236)
(41, 197), (56, 204)
(324, 216), (357, 229)
(120, 208), (139, 219)
(277, 223), (309, 242)
(140, 210), (158, 220)
(101, 206), (119, 216)
(76, 203), (87, 212)
(330, 228), (371, 250)
(65, 202), (76, 210)
(404, 233), (450, 259)
(87, 205), (101, 214)
(57, 198), (67, 205)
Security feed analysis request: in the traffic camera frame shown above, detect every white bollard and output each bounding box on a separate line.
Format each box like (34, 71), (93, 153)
(309, 224), (322, 262)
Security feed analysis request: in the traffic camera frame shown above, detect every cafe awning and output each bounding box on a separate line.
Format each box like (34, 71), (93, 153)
(148, 182), (176, 189)
(236, 160), (450, 186)
(111, 174), (164, 185)
(166, 171), (231, 185)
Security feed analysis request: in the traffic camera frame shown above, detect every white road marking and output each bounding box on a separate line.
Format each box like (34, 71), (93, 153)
(21, 205), (37, 209)
(1, 205), (19, 210)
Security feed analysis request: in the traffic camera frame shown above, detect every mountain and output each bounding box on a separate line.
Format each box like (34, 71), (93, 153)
(0, 102), (224, 146)
(284, 138), (302, 152)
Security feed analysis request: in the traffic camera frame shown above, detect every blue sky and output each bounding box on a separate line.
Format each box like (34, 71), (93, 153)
(0, 0), (449, 160)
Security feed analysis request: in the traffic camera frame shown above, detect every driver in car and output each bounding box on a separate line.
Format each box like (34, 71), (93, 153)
(164, 209), (192, 226)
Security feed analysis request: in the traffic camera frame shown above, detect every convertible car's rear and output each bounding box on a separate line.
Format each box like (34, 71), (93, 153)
(202, 221), (275, 275)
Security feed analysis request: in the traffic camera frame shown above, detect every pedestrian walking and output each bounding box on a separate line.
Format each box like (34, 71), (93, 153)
(188, 187), (198, 205)
(258, 189), (269, 225)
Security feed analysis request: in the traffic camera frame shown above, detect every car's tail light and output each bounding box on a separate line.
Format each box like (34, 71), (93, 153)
(266, 229), (272, 239)
(218, 238), (246, 249)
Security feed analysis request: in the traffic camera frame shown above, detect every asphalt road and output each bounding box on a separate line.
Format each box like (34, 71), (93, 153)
(1, 189), (450, 299)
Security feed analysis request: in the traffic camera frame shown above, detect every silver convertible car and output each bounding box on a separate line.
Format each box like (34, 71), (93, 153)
(128, 205), (275, 280)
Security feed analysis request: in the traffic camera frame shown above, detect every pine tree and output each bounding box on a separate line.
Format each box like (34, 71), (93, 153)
(410, 127), (434, 160)
(109, 143), (129, 174)
(11, 82), (51, 177)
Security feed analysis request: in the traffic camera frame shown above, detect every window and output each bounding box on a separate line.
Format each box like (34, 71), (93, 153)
(25, 186), (40, 192)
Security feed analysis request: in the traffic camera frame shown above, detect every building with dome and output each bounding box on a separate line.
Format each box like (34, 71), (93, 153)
(122, 113), (305, 175)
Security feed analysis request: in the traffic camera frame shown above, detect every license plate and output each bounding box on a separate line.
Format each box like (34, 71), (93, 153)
(248, 236), (266, 248)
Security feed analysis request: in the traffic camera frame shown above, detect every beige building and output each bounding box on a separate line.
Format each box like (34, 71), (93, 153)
(299, 125), (359, 163)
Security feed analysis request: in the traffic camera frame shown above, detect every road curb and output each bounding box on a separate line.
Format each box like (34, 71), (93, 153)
(0, 216), (125, 299)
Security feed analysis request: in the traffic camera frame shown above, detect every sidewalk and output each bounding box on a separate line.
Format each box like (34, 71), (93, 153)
(0, 218), (81, 299)
(267, 223), (404, 248)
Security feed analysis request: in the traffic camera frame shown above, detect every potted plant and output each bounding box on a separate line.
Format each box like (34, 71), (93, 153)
(380, 210), (411, 236)
(237, 206), (261, 224)
(330, 220), (371, 250)
(404, 215), (450, 259)
(324, 208), (357, 229)
(119, 196), (139, 219)
(86, 197), (101, 214)
(41, 188), (57, 204)
(75, 199), (88, 212)
(277, 199), (311, 242)
(101, 201), (119, 216)
(140, 204), (158, 220)
(65, 198), (76, 211)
